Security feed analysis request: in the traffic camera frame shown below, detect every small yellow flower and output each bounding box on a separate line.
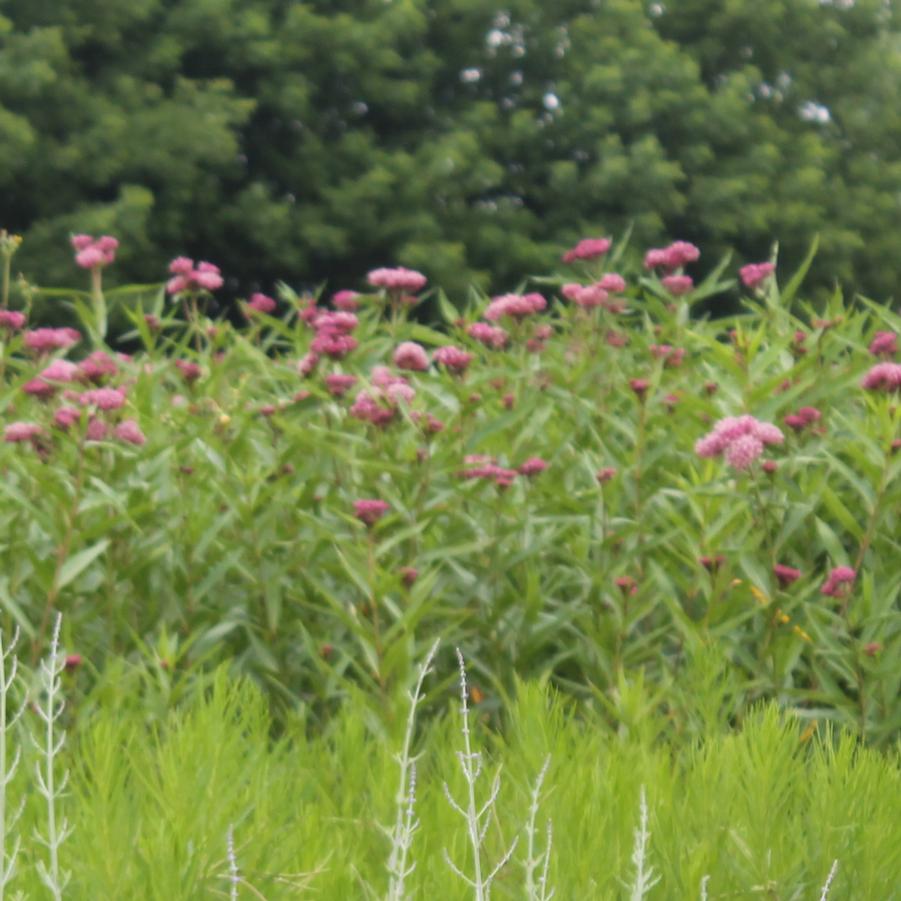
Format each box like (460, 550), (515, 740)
(750, 584), (769, 606)
(792, 625), (812, 643)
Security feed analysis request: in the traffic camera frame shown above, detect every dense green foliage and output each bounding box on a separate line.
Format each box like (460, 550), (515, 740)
(2, 0), (900, 302)
(0, 236), (898, 747)
(5, 673), (899, 898)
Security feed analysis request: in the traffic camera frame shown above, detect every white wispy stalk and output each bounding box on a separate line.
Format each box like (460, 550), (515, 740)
(819, 859), (839, 900)
(227, 825), (240, 901)
(32, 614), (71, 900)
(523, 755), (554, 900)
(384, 638), (439, 901)
(699, 874), (710, 900)
(0, 628), (24, 901)
(626, 787), (659, 901)
(443, 648), (518, 901)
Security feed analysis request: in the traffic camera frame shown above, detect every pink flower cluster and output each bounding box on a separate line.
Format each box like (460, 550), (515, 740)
(649, 344), (685, 367)
(868, 331), (897, 358)
(325, 373), (358, 397)
(644, 241), (700, 272)
(695, 415), (784, 471)
(562, 237), (611, 263)
(433, 345), (472, 374)
(71, 235), (119, 269)
(332, 290), (360, 311)
(739, 262), (776, 289)
(774, 563), (802, 587)
(310, 311), (359, 361)
(394, 342), (429, 371)
(468, 322), (508, 348)
(561, 283), (609, 310)
(350, 367), (415, 427)
(784, 406), (821, 431)
(24, 328), (81, 353)
(4, 422), (43, 443)
(821, 566), (855, 598)
(861, 362), (901, 392)
(661, 274), (693, 296)
(367, 267), (427, 294)
(354, 498), (390, 526)
(484, 292), (546, 321)
(458, 455), (518, 488)
(0, 310), (26, 331)
(166, 257), (224, 295)
(245, 293), (276, 316)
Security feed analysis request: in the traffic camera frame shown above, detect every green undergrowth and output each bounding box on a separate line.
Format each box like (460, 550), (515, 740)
(10, 669), (900, 899)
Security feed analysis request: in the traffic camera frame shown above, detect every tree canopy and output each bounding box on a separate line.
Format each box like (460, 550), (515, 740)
(1, 0), (899, 303)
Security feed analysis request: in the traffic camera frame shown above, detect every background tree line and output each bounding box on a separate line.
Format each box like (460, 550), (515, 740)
(1, 0), (899, 307)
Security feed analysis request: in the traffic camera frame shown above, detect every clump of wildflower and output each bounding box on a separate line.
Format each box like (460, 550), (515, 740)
(615, 575), (637, 595)
(354, 498), (390, 526)
(649, 344), (685, 367)
(175, 359), (202, 383)
(310, 310), (359, 360)
(40, 360), (79, 383)
(78, 351), (119, 383)
(484, 292), (546, 321)
(861, 362), (901, 392)
(596, 467), (616, 483)
(79, 387), (127, 411)
(561, 283), (609, 309)
(700, 555), (725, 572)
(661, 274), (693, 296)
(774, 564), (802, 587)
(784, 406), (822, 432)
(297, 352), (319, 377)
(245, 293), (276, 316)
(53, 407), (81, 430)
(599, 273), (627, 294)
(4, 421), (42, 443)
(350, 367), (414, 427)
(868, 331), (897, 357)
(518, 457), (547, 476)
(23, 378), (57, 399)
(325, 373), (357, 397)
(562, 237), (611, 263)
(739, 262), (776, 289)
(821, 566), (855, 598)
(468, 322), (508, 349)
(433, 345), (472, 374)
(24, 327), (81, 353)
(0, 310), (26, 330)
(114, 419), (146, 445)
(166, 257), (223, 295)
(367, 267), (427, 294)
(458, 456), (518, 487)
(629, 378), (650, 399)
(86, 418), (109, 441)
(399, 566), (419, 587)
(332, 290), (360, 311)
(606, 330), (628, 347)
(393, 342), (430, 372)
(644, 241), (700, 272)
(695, 415), (784, 471)
(71, 234), (119, 269)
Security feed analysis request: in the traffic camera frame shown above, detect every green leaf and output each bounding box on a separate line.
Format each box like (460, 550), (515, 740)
(58, 539), (111, 590)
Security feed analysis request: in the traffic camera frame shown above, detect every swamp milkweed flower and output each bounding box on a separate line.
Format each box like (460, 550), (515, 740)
(739, 262), (775, 289)
(661, 275), (693, 296)
(467, 322), (508, 348)
(0, 310), (26, 330)
(868, 331), (897, 357)
(433, 345), (472, 374)
(861, 361), (901, 391)
(821, 566), (855, 598)
(4, 422), (42, 443)
(332, 290), (360, 311)
(774, 564), (802, 587)
(245, 293), (276, 315)
(166, 258), (223, 295)
(71, 234), (118, 269)
(393, 341), (430, 372)
(484, 292), (546, 321)
(367, 267), (427, 294)
(562, 237), (612, 263)
(695, 415), (784, 471)
(24, 328), (81, 353)
(354, 499), (390, 526)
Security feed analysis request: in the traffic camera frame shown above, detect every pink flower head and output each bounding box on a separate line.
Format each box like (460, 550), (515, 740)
(79, 387), (126, 411)
(629, 378), (650, 398)
(661, 274), (693, 296)
(433, 345), (472, 374)
(114, 419), (146, 445)
(665, 241), (700, 267)
(821, 566), (855, 597)
(695, 415), (784, 470)
(314, 311), (358, 334)
(246, 292), (276, 315)
(649, 344), (685, 367)
(861, 362), (901, 392)
(311, 331), (358, 359)
(562, 283), (609, 309)
(4, 421), (42, 443)
(393, 341), (430, 372)
(78, 351), (119, 383)
(0, 310), (26, 330)
(297, 352), (319, 377)
(40, 360), (79, 383)
(740, 262), (776, 289)
(562, 237), (612, 263)
(598, 273), (627, 294)
(484, 292), (546, 321)
(325, 373), (358, 397)
(868, 331), (898, 358)
(72, 234), (118, 269)
(354, 498), (390, 526)
(467, 322), (508, 349)
(518, 457), (548, 476)
(774, 563), (802, 587)
(85, 418), (109, 442)
(596, 466), (617, 483)
(166, 258), (223, 295)
(367, 267), (427, 293)
(23, 378), (57, 399)
(332, 290), (360, 311)
(175, 359), (202, 383)
(53, 406), (82, 430)
(24, 328), (81, 353)
(784, 406), (822, 431)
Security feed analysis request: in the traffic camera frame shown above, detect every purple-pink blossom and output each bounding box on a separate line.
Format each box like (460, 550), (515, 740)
(518, 457), (548, 476)
(114, 419), (146, 446)
(0, 310), (26, 330)
(562, 237), (611, 263)
(784, 406), (822, 431)
(695, 415), (784, 470)
(325, 373), (358, 397)
(661, 275), (693, 296)
(24, 328), (81, 353)
(354, 498), (390, 526)
(484, 292), (546, 321)
(821, 566), (855, 598)
(467, 322), (508, 348)
(78, 351), (119, 383)
(740, 262), (776, 289)
(393, 342), (430, 371)
(53, 406), (82, 430)
(246, 293), (277, 315)
(332, 290), (360, 311)
(598, 273), (627, 294)
(40, 360), (79, 383)
(868, 331), (898, 358)
(4, 422), (42, 443)
(562, 283), (609, 309)
(433, 346), (472, 374)
(367, 267), (427, 293)
(166, 258), (224, 295)
(861, 362), (901, 391)
(79, 387), (127, 411)
(644, 241), (700, 272)
(72, 234), (118, 269)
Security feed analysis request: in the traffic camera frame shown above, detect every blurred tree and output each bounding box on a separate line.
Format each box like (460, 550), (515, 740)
(0, 0), (898, 308)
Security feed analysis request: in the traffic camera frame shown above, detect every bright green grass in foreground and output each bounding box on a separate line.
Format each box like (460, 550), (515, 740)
(8, 665), (899, 899)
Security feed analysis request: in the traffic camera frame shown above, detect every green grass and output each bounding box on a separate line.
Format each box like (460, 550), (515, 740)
(5, 664), (898, 899)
